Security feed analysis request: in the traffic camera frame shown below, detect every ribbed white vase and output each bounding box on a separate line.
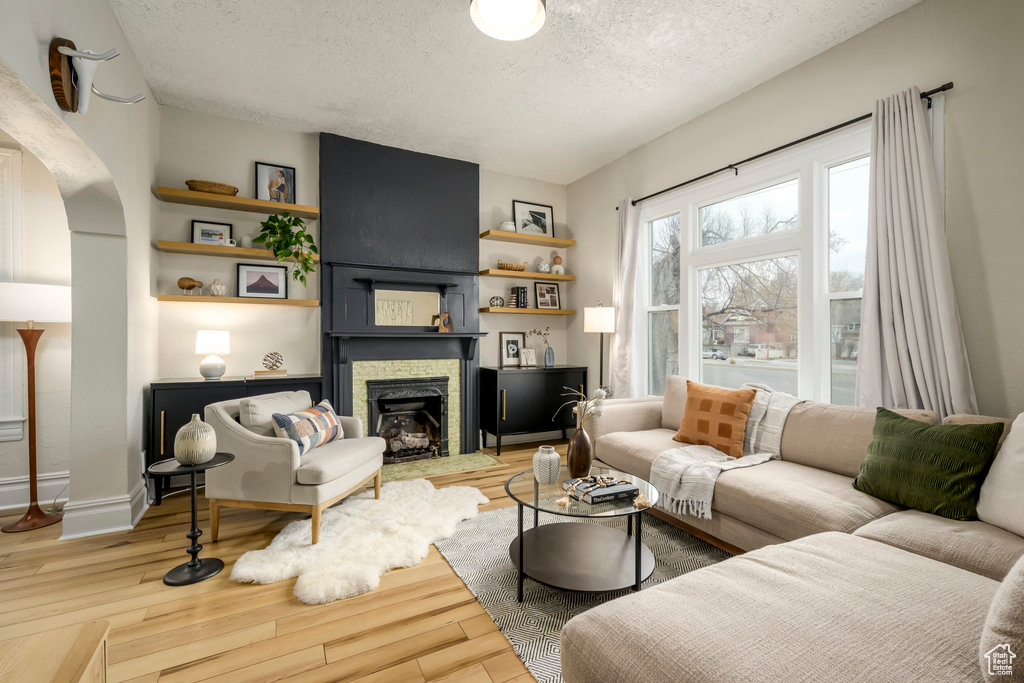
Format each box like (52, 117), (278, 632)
(174, 413), (217, 465)
(532, 445), (561, 485)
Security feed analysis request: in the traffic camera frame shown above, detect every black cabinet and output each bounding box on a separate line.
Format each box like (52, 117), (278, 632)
(479, 366), (587, 455)
(147, 375), (322, 503)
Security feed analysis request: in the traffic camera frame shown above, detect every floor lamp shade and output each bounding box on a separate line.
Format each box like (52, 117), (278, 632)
(0, 282), (72, 533)
(584, 305), (615, 390)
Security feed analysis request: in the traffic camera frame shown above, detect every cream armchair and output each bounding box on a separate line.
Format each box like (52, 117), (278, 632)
(204, 391), (385, 544)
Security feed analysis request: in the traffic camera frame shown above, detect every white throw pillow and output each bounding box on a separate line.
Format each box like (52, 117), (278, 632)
(977, 412), (1024, 536)
(239, 390), (312, 436)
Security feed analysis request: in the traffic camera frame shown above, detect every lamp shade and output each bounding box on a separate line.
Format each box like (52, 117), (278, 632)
(0, 282), (72, 323)
(470, 0), (546, 41)
(195, 330), (230, 355)
(584, 306), (615, 334)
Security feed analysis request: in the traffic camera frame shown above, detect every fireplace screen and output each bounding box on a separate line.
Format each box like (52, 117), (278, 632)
(367, 376), (449, 463)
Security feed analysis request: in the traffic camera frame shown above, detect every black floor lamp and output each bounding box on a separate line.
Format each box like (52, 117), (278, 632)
(583, 302), (615, 390)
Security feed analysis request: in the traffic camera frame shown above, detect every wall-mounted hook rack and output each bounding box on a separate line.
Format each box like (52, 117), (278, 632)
(48, 37), (145, 114)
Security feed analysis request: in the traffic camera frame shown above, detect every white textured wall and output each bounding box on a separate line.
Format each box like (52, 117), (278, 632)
(156, 107), (320, 378)
(0, 134), (72, 482)
(567, 0), (1024, 417)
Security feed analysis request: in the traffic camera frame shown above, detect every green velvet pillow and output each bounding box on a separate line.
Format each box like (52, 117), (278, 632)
(853, 407), (1004, 520)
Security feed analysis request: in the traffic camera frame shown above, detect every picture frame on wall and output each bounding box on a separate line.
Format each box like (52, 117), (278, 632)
(191, 220), (233, 246)
(512, 200), (554, 238)
(237, 263), (289, 299)
(499, 331), (526, 368)
(255, 161), (296, 204)
(519, 348), (537, 367)
(534, 282), (561, 310)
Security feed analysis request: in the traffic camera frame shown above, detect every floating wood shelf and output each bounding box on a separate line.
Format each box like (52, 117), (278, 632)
(157, 295), (319, 307)
(156, 240), (319, 262)
(155, 187), (320, 219)
(479, 230), (575, 248)
(479, 307), (576, 316)
(479, 268), (575, 281)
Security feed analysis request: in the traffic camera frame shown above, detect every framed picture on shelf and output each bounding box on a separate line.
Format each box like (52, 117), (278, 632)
(512, 200), (554, 238)
(237, 263), (288, 299)
(520, 348), (537, 367)
(499, 331), (526, 368)
(255, 161), (296, 204)
(534, 282), (561, 310)
(191, 220), (233, 246)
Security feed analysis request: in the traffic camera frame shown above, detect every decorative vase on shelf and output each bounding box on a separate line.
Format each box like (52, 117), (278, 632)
(174, 414), (217, 465)
(566, 409), (593, 478)
(532, 445), (561, 484)
(208, 278), (227, 297)
(544, 345), (555, 367)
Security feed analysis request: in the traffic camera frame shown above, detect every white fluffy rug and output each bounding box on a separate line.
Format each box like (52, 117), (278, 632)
(230, 479), (488, 604)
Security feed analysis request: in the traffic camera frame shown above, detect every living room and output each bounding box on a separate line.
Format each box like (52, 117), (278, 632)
(0, 1), (1021, 681)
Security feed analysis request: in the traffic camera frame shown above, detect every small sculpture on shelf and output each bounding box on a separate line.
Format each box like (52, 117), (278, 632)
(432, 312), (453, 333)
(538, 260), (551, 273)
(551, 255), (565, 275)
(208, 278), (227, 297)
(177, 277), (203, 295)
(255, 351), (286, 376)
(489, 296), (505, 307)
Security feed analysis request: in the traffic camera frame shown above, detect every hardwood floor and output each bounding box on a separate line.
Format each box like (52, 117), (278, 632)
(0, 442), (553, 682)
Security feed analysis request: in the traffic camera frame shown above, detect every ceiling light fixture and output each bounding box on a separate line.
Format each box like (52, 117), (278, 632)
(470, 0), (547, 41)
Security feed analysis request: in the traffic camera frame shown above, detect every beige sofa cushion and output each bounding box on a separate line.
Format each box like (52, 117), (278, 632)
(561, 532), (997, 683)
(596, 428), (679, 480)
(780, 402), (937, 478)
(980, 555), (1024, 681)
(239, 390), (312, 436)
(854, 509), (1024, 581)
(712, 460), (900, 540)
(661, 375), (686, 430)
(945, 413), (1012, 447)
(296, 436), (385, 486)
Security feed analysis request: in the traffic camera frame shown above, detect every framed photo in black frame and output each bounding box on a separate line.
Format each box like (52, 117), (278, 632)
(255, 161), (296, 204)
(499, 331), (526, 368)
(236, 263), (288, 299)
(512, 199), (554, 238)
(534, 282), (561, 310)
(191, 220), (233, 246)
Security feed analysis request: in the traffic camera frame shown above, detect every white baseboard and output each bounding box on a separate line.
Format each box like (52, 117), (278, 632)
(61, 489), (137, 540)
(0, 469), (69, 511)
(129, 477), (149, 527)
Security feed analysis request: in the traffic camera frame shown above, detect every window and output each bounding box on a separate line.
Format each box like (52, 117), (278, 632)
(639, 123), (871, 404)
(0, 147), (24, 441)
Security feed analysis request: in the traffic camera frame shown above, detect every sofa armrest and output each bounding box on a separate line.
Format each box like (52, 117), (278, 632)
(204, 403), (301, 504)
(587, 398), (663, 444)
(339, 415), (364, 439)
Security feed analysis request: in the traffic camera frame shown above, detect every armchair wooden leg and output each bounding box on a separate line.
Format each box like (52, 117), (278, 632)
(374, 470), (382, 499)
(209, 499), (220, 542)
(311, 506), (321, 545)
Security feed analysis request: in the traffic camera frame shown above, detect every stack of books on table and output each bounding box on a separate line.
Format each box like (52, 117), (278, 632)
(562, 476), (639, 504)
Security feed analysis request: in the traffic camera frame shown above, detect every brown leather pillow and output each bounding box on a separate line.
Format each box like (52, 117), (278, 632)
(673, 380), (756, 458)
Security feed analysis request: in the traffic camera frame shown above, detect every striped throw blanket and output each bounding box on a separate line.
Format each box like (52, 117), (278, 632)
(650, 386), (804, 520)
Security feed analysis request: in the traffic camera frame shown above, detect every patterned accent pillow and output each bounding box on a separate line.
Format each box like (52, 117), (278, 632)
(673, 380), (756, 458)
(272, 400), (344, 455)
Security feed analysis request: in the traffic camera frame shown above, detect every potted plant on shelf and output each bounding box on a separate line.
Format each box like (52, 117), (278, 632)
(526, 326), (554, 367)
(253, 212), (318, 286)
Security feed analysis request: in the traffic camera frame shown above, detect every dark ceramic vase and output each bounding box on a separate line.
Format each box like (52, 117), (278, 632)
(566, 425), (593, 478)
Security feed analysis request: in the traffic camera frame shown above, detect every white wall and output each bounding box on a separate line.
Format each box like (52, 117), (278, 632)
(156, 107), (320, 378)
(0, 133), (72, 503)
(566, 0), (1024, 418)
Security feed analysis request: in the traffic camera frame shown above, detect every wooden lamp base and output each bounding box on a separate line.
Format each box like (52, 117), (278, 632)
(1, 502), (62, 533)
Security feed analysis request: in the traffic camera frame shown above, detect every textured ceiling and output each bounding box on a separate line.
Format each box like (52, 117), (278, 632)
(108, 0), (918, 184)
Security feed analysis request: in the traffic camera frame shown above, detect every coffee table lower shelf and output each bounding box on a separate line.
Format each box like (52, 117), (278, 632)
(509, 522), (655, 594)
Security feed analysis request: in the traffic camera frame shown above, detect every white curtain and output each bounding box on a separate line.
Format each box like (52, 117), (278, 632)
(856, 86), (977, 417)
(610, 198), (643, 397)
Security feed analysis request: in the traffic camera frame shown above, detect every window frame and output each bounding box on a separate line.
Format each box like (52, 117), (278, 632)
(0, 147), (24, 442)
(637, 122), (871, 401)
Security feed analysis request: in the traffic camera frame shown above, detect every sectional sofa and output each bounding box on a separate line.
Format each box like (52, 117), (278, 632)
(560, 376), (1023, 682)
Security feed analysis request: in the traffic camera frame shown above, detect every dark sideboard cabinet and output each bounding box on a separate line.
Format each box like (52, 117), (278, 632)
(479, 366), (587, 455)
(147, 374), (322, 502)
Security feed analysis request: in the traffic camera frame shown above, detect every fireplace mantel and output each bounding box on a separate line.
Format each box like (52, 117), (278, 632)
(327, 331), (486, 364)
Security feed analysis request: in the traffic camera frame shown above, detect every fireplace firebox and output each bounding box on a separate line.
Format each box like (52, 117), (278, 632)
(367, 377), (449, 463)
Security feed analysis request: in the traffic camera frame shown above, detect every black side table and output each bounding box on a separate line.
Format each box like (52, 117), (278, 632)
(147, 453), (234, 586)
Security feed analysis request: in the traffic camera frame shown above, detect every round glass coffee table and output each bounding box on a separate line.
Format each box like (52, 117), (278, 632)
(504, 465), (659, 602)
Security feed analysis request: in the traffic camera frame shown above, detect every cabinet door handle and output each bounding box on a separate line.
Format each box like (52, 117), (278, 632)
(579, 383), (584, 396)
(160, 410), (166, 455)
(501, 389), (506, 421)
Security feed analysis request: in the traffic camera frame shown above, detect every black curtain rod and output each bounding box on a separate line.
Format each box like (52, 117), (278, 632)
(618, 81), (953, 210)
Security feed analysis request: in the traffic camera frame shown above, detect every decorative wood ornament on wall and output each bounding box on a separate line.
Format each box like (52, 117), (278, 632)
(49, 37), (79, 112)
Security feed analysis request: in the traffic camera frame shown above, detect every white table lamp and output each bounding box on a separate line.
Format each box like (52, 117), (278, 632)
(583, 303), (615, 390)
(195, 330), (230, 380)
(0, 282), (72, 532)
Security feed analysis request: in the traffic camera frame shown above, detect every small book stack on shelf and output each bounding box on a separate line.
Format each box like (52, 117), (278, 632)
(562, 475), (639, 504)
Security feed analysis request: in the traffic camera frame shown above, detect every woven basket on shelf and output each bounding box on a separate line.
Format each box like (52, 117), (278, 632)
(185, 179), (239, 196)
(497, 261), (527, 272)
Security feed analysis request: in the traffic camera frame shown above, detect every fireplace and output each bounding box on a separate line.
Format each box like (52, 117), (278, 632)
(367, 376), (449, 463)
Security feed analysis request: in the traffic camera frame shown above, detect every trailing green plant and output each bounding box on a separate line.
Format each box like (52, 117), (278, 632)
(253, 212), (318, 285)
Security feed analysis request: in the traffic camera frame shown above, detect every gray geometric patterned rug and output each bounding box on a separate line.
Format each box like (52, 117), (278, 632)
(435, 506), (731, 683)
